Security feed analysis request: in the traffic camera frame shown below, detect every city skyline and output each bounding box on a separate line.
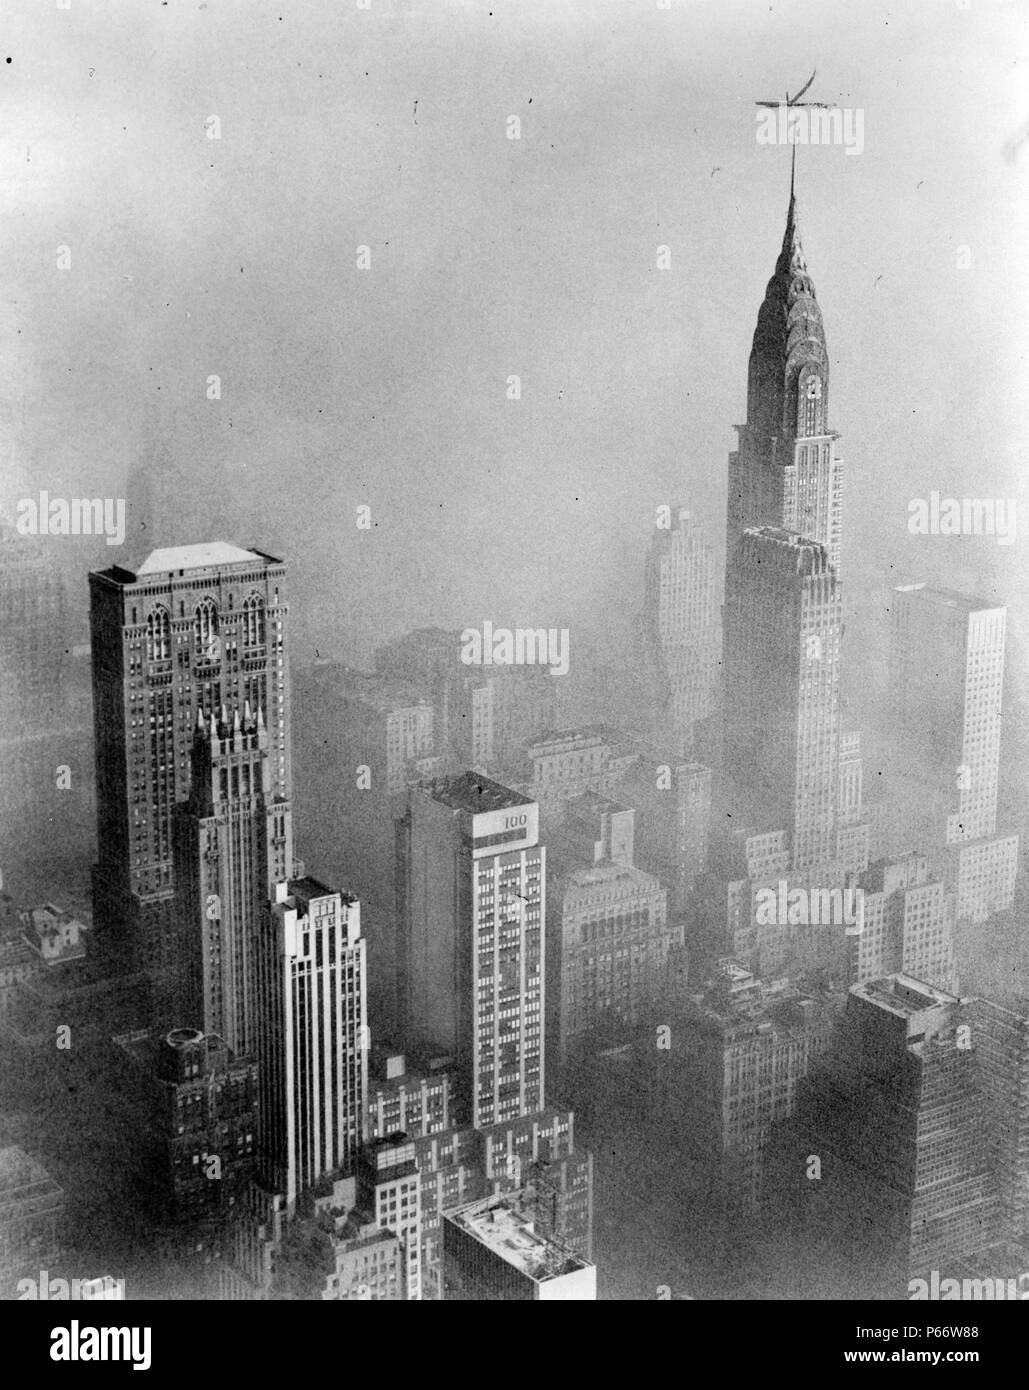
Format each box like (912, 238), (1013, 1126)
(2, 0), (1028, 1323)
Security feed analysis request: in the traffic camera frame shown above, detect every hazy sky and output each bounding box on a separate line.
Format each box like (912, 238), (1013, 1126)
(3, 0), (1027, 668)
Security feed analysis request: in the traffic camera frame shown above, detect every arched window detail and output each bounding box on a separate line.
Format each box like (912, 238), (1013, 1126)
(194, 599), (220, 658)
(242, 594), (265, 648)
(802, 373), (823, 437)
(146, 606), (171, 662)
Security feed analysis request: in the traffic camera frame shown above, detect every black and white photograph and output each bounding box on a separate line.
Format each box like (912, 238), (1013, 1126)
(1, 0), (1027, 1350)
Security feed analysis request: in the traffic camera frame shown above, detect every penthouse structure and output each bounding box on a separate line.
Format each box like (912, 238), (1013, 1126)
(18, 903), (90, 968)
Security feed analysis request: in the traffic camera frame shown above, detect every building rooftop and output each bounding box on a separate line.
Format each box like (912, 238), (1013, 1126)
(342, 674), (433, 714)
(94, 542), (282, 585)
(565, 790), (630, 816)
(426, 772), (532, 815)
(447, 1197), (590, 1283)
(19, 904), (90, 965)
(688, 960), (840, 1033)
(853, 974), (959, 1018)
(137, 542), (270, 574)
(564, 861), (660, 892)
(528, 727), (608, 750)
(893, 582), (1001, 615)
(289, 875), (354, 908)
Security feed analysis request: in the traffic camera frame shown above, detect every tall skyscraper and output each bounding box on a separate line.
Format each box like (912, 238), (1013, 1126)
(0, 520), (69, 733)
(724, 528), (842, 872)
(972, 997), (1029, 1245)
(725, 171), (843, 569)
(293, 662), (440, 1037)
(721, 175), (848, 878)
(0, 521), (93, 880)
(396, 773), (545, 1128)
(255, 876), (368, 1217)
(89, 543), (291, 1003)
(888, 584), (1018, 924)
(173, 705), (293, 1053)
(769, 975), (998, 1296)
(641, 507), (719, 757)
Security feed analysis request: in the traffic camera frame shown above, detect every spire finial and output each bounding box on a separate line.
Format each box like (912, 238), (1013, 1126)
(790, 141), (796, 209)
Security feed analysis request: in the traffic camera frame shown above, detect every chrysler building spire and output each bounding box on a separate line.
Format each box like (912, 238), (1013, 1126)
(726, 159), (842, 575)
(746, 161), (829, 456)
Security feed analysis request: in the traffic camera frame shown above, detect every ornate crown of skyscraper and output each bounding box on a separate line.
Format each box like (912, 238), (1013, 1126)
(746, 170), (829, 450)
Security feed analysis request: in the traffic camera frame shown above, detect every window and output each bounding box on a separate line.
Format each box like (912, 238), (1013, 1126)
(242, 593), (265, 647)
(146, 606), (171, 662)
(194, 599), (219, 657)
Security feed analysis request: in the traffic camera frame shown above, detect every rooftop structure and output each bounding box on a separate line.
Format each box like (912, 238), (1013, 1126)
(443, 1195), (595, 1299)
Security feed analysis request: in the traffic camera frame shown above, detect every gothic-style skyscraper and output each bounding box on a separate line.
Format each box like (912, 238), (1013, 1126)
(173, 703), (293, 1054)
(89, 543), (292, 1015)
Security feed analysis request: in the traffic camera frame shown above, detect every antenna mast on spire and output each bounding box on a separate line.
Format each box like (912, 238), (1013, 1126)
(755, 69), (834, 199)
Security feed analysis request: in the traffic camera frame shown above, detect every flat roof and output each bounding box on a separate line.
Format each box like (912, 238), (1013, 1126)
(748, 525), (824, 551)
(565, 790), (630, 816)
(447, 1198), (590, 1281)
(426, 772), (533, 814)
(852, 974), (959, 1016)
(893, 582), (1002, 614)
(529, 726), (608, 747)
(564, 862), (659, 891)
(289, 875), (350, 906)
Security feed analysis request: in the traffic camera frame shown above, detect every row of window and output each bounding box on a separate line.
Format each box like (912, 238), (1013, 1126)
(145, 596), (267, 662)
